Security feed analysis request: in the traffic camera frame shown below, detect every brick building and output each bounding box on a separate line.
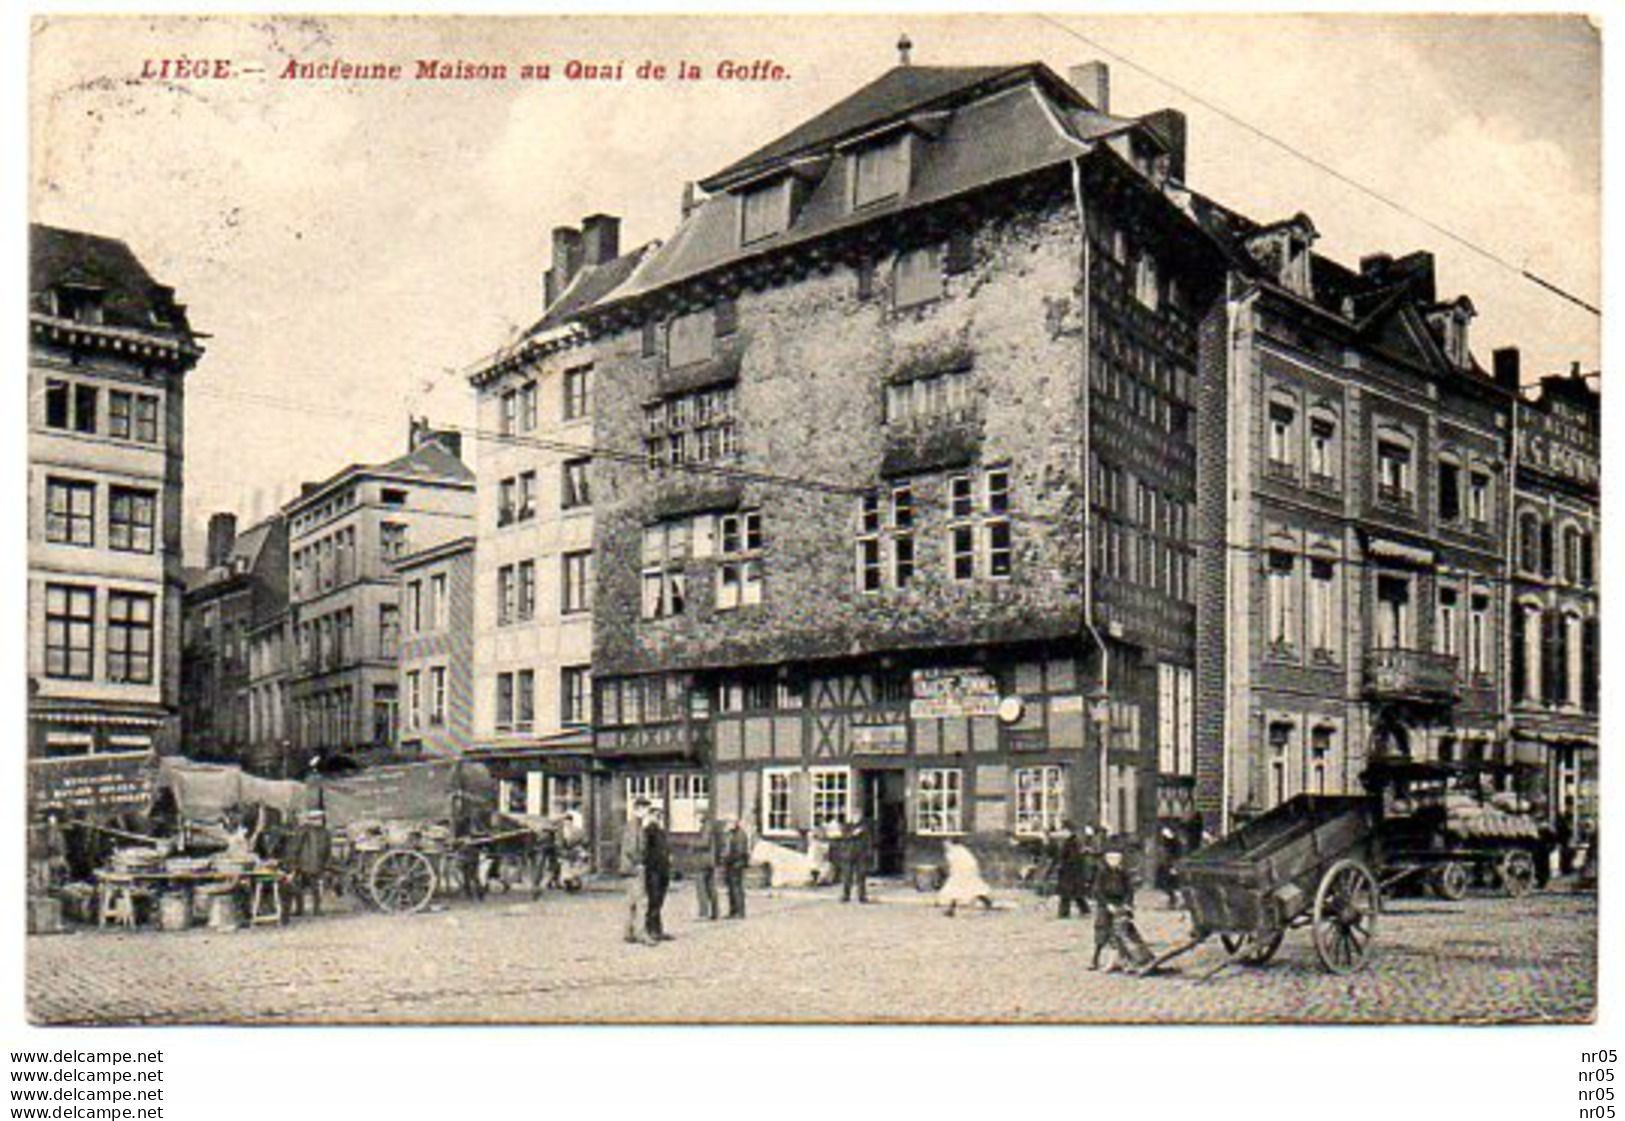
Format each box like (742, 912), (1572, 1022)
(1188, 204), (1518, 829)
(395, 536), (476, 758)
(179, 511), (288, 770)
(27, 224), (201, 761)
(581, 60), (1225, 875)
(283, 425), (474, 766)
(464, 218), (650, 830)
(245, 609), (294, 775)
(1506, 359), (1598, 833)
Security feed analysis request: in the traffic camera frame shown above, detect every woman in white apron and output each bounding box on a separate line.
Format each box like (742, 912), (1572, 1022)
(937, 839), (994, 917)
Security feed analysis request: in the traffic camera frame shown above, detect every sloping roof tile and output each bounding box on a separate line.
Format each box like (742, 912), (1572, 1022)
(29, 223), (195, 341)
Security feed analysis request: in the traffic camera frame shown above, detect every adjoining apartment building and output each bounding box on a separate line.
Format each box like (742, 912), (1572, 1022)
(580, 59), (1227, 877)
(1506, 358), (1599, 833)
(180, 511), (289, 771)
(27, 224), (201, 762)
(283, 424), (474, 766)
(1188, 209), (1519, 829)
(464, 216), (651, 831)
(395, 536), (476, 758)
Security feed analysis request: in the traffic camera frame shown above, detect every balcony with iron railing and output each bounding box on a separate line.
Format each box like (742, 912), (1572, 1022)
(1364, 648), (1459, 702)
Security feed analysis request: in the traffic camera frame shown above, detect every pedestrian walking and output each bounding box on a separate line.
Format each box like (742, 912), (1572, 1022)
(1054, 822), (1091, 919)
(1090, 847), (1150, 971)
(695, 810), (723, 920)
(1156, 825), (1185, 908)
(621, 800), (655, 945)
(839, 813), (871, 903)
(722, 817), (750, 919)
(1556, 810), (1576, 877)
(644, 805), (673, 942)
(286, 810), (332, 918)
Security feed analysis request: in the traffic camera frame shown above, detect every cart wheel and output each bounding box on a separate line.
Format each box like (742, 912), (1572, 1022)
(1220, 929), (1285, 966)
(369, 849), (437, 914)
(1433, 861), (1470, 902)
(1312, 858), (1379, 974)
(1498, 850), (1536, 899)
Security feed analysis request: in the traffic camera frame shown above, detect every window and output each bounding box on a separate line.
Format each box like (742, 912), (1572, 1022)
(379, 603), (400, 657)
(563, 365), (592, 421)
(380, 487), (407, 507)
(516, 471), (537, 522)
(642, 522), (689, 619)
(740, 179), (789, 244)
(1374, 574), (1412, 649)
(516, 669), (535, 731)
(431, 573), (449, 630)
(1309, 726), (1334, 794)
(1268, 399), (1297, 467)
(1563, 526), (1585, 585)
(916, 768), (964, 835)
(562, 457), (591, 510)
(548, 774), (585, 819)
(1134, 253), (1161, 309)
(106, 591), (154, 684)
(893, 244), (943, 308)
(669, 774), (712, 834)
(562, 666), (591, 725)
(1517, 512), (1542, 573)
(891, 485), (915, 587)
(408, 580), (425, 632)
(1308, 558), (1336, 660)
(428, 666), (447, 726)
(1514, 603), (1542, 703)
(108, 390), (159, 443)
(1437, 460), (1461, 523)
(1014, 766), (1065, 836)
(45, 380), (70, 429)
(500, 389), (518, 436)
(498, 477), (517, 526)
(856, 493), (882, 593)
(1564, 612), (1585, 708)
(405, 671), (423, 731)
(561, 551), (591, 615)
(44, 584), (94, 680)
(1268, 720), (1295, 807)
(518, 381), (538, 433)
(764, 768), (796, 836)
(985, 469), (1012, 578)
(497, 566), (516, 626)
(852, 135), (907, 207)
(885, 369), (974, 427)
(810, 767), (851, 830)
(1435, 585), (1459, 657)
(1375, 437), (1412, 503)
(1266, 550), (1297, 653)
(716, 510), (764, 611)
(494, 673), (513, 732)
(644, 385), (737, 468)
(380, 522), (408, 560)
(667, 309), (715, 368)
(1467, 470), (1491, 526)
(517, 560), (536, 622)
(45, 479), (95, 546)
(1308, 413), (1338, 483)
(1469, 593), (1491, 677)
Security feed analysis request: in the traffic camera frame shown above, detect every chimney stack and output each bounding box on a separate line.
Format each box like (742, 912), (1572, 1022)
(581, 214), (621, 266)
(410, 417), (463, 462)
(1493, 347), (1521, 391)
(897, 33), (913, 67)
(1359, 253), (1394, 280)
(1070, 61), (1110, 113)
(680, 181), (698, 222)
(543, 225), (585, 309)
(1140, 108), (1187, 182)
(206, 512), (238, 570)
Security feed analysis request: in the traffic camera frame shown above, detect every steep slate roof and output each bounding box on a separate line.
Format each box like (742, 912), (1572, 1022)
(529, 243), (654, 337)
(29, 223), (195, 341)
(372, 440), (475, 484)
(602, 64), (1147, 310)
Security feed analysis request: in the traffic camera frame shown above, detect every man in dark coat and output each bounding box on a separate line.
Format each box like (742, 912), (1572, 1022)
(839, 813), (871, 903)
(643, 806), (673, 941)
(695, 810), (723, 920)
(722, 817), (750, 919)
(1054, 822), (1091, 919)
(1091, 847), (1137, 970)
(286, 811), (332, 918)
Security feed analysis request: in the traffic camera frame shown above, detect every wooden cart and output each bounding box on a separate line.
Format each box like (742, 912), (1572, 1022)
(1147, 795), (1383, 976)
(336, 822), (542, 914)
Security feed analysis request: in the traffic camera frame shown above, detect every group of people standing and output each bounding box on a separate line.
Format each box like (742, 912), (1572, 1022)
(621, 801), (750, 946)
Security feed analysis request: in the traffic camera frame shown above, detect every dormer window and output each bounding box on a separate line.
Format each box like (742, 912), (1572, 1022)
(54, 284), (105, 325)
(1429, 298), (1476, 369)
(739, 178), (791, 245)
(1244, 215), (1317, 300)
(851, 134), (909, 209)
(1133, 253), (1161, 310)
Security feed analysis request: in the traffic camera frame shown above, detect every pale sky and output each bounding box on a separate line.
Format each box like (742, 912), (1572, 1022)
(28, 14), (1601, 561)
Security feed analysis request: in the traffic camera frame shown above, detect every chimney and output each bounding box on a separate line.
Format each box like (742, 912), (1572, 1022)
(1140, 108), (1187, 182)
(410, 417), (463, 462)
(206, 512), (238, 570)
(1070, 61), (1109, 113)
(680, 181), (698, 222)
(897, 33), (913, 67)
(1359, 253), (1394, 280)
(543, 225), (584, 308)
(1493, 347), (1521, 391)
(581, 214), (621, 266)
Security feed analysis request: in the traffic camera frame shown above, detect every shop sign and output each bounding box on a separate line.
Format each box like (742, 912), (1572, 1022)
(1007, 729), (1048, 752)
(29, 753), (157, 816)
(850, 718), (908, 754)
(1050, 695), (1086, 715)
(910, 667), (1000, 720)
(1518, 399), (1599, 487)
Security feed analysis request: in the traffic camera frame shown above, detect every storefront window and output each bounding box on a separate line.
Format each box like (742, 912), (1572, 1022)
(916, 768), (963, 835)
(810, 767), (851, 829)
(1013, 766), (1064, 836)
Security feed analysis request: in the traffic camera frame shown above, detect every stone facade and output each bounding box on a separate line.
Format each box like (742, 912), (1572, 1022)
(395, 537), (476, 758)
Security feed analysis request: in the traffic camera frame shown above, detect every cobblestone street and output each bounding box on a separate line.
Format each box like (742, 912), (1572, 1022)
(27, 879), (1596, 1025)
